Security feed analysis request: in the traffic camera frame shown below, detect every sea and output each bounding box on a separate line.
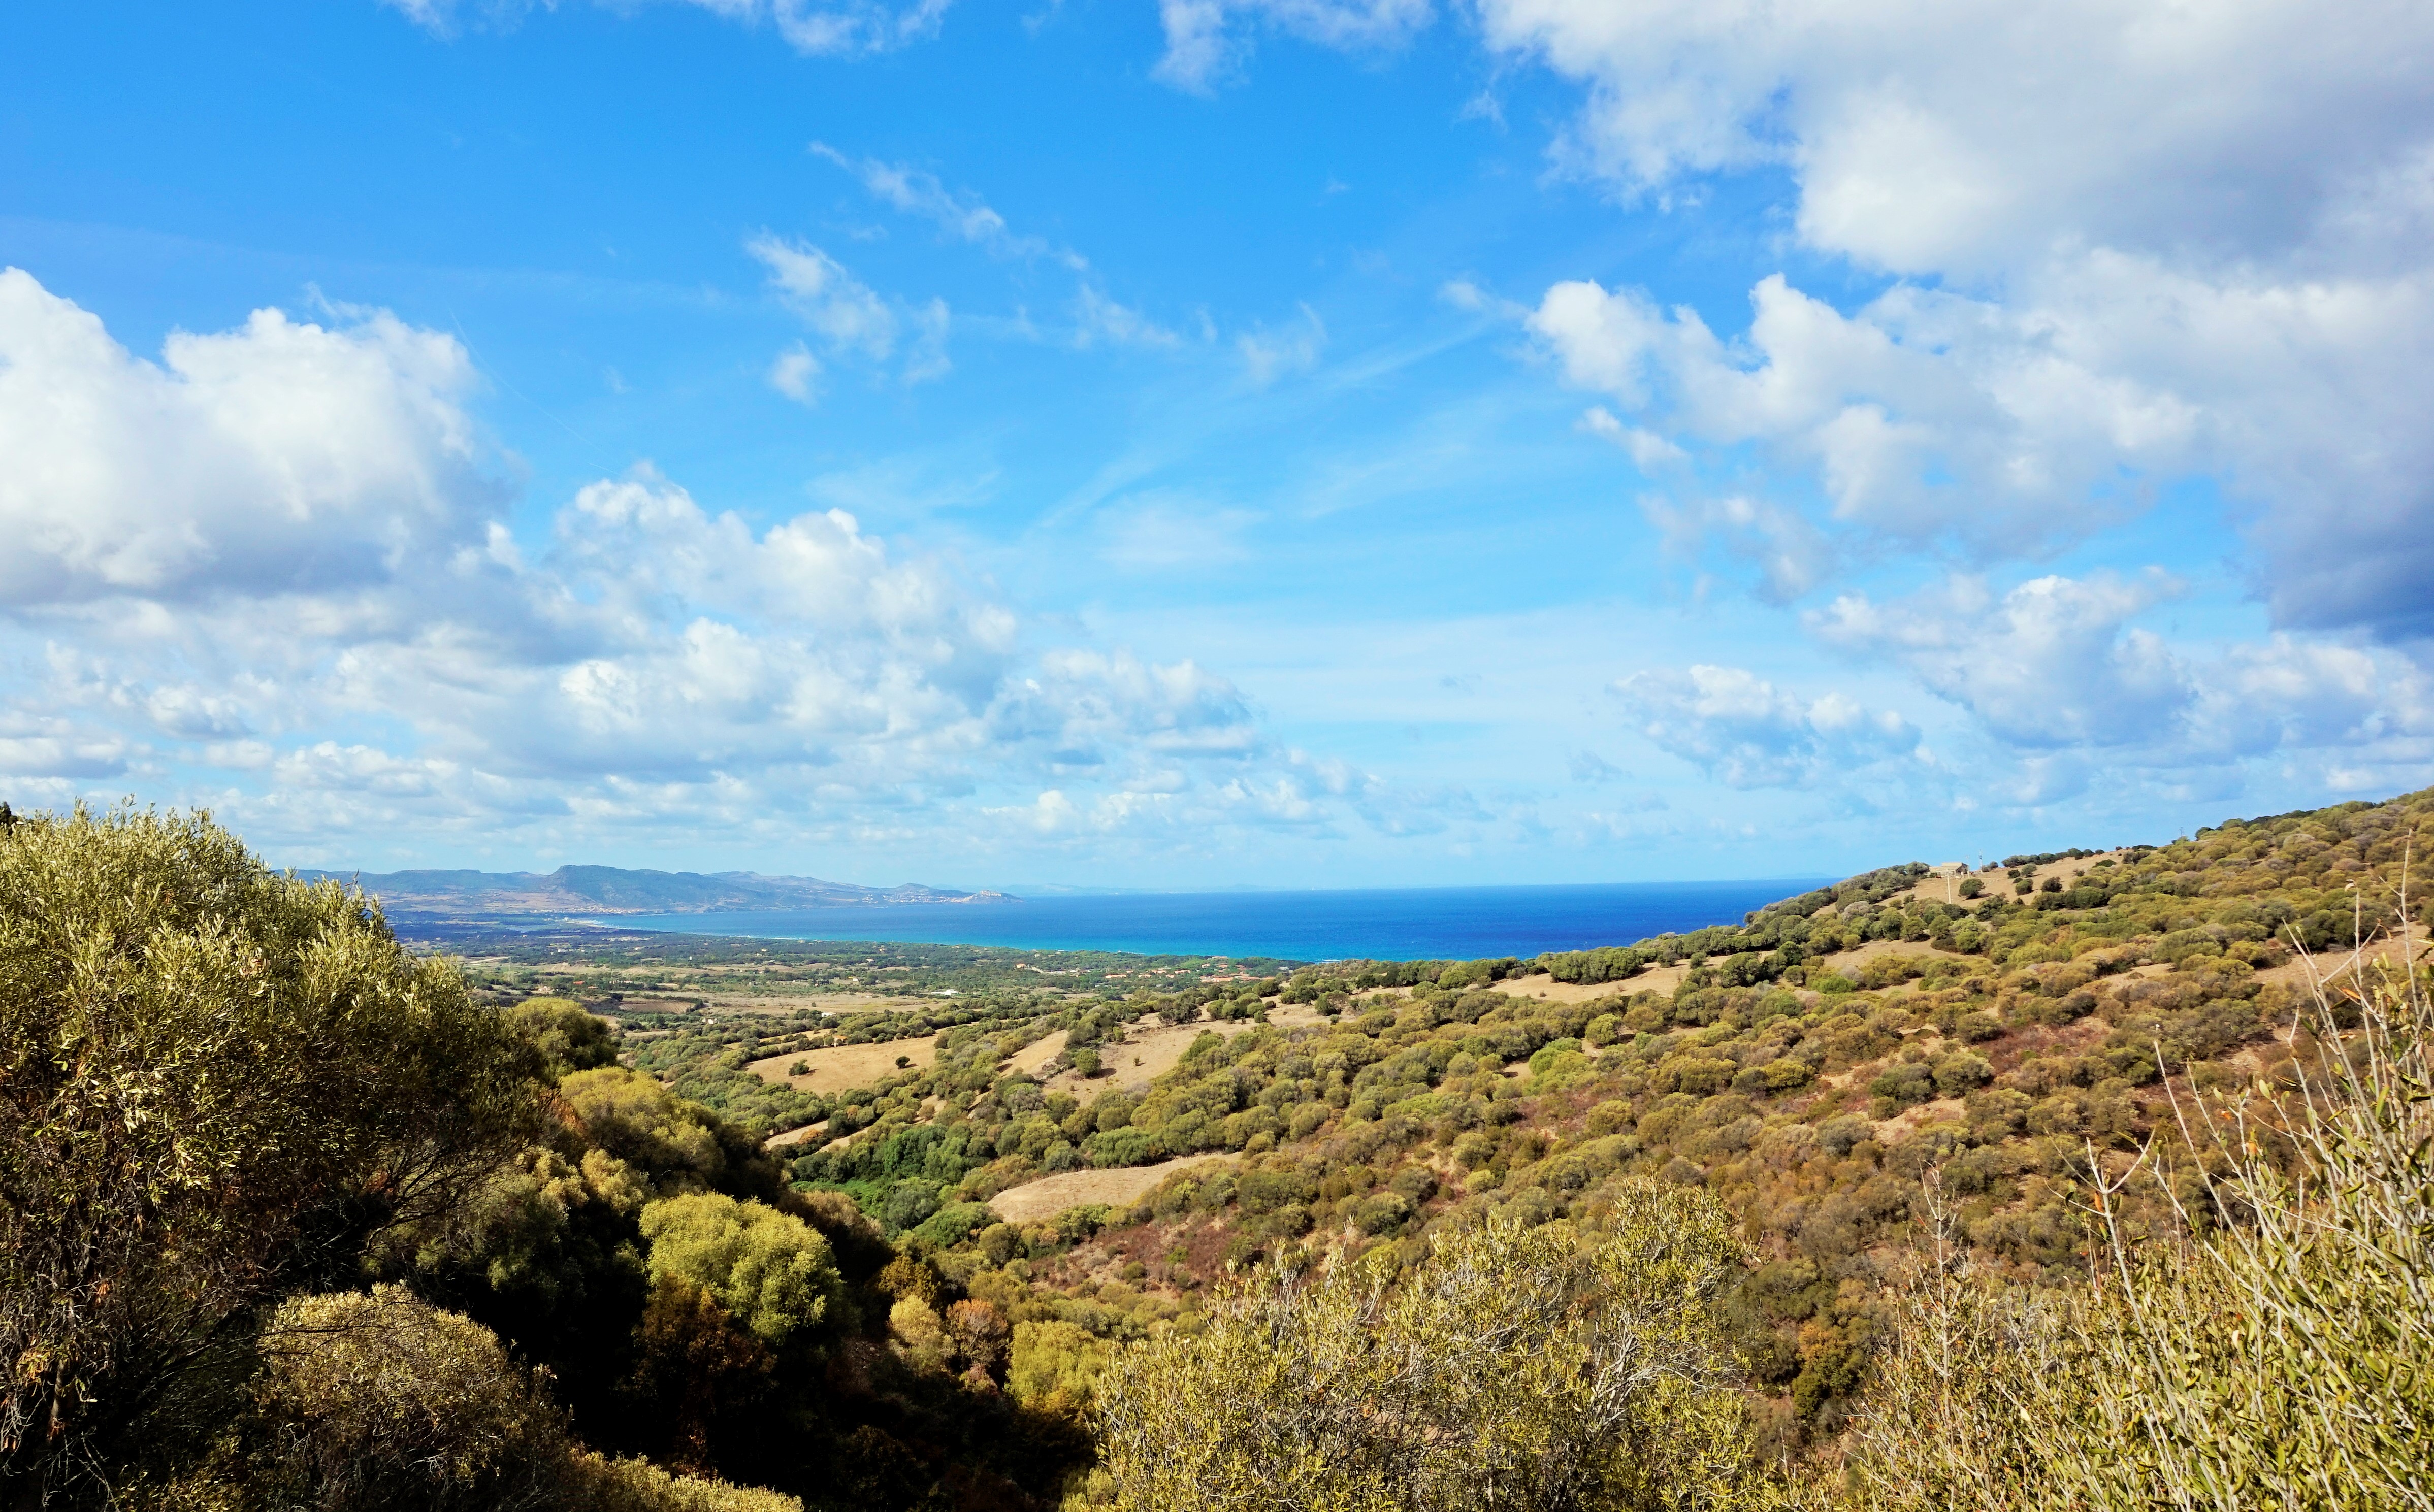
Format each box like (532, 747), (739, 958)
(604, 879), (1832, 964)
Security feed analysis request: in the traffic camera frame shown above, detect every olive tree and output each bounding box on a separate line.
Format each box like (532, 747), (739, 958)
(0, 805), (536, 1496)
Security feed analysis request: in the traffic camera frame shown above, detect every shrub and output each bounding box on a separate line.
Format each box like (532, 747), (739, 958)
(0, 805), (535, 1490)
(1094, 1187), (1775, 1511)
(562, 1453), (805, 1511)
(911, 1201), (997, 1251)
(1868, 1063), (1936, 1110)
(1841, 963), (2434, 1510)
(1008, 1320), (1111, 1412)
(247, 1285), (569, 1510)
(638, 1192), (847, 1349)
(509, 998), (622, 1076)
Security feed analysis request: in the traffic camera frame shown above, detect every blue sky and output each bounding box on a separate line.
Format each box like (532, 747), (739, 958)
(3, 0), (2431, 888)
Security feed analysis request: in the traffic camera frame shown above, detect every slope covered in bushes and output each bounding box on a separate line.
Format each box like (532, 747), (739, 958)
(794, 786), (2429, 1467)
(8, 789), (2425, 1509)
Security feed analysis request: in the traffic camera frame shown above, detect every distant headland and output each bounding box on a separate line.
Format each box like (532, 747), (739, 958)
(299, 864), (1015, 918)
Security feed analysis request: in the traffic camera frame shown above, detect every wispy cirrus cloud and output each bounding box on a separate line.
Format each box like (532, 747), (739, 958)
(383, 0), (951, 56)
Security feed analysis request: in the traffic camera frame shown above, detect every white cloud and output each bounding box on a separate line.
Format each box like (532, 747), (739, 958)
(767, 343), (821, 404)
(0, 274), (1351, 858)
(1812, 573), (2188, 748)
(1073, 285), (1182, 350)
(1478, 1), (2434, 643)
(746, 235), (898, 358)
(810, 145), (1181, 352)
(0, 268), (500, 607)
(1153, 0), (1432, 92)
(1640, 492), (1832, 606)
(1813, 572), (2434, 765)
(1613, 664), (1917, 788)
(1529, 274), (2201, 558)
(1578, 405), (1682, 469)
(1237, 303), (1326, 385)
(1475, 0), (2434, 279)
(745, 235), (952, 385)
(810, 143), (1084, 269)
(1529, 266), (2434, 636)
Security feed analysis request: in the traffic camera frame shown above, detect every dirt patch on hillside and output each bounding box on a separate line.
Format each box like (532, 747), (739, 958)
(1814, 940), (1957, 977)
(988, 1154), (1235, 1224)
(763, 1120), (827, 1150)
(746, 1033), (940, 1094)
(1488, 974), (1625, 1004)
(1490, 969), (1682, 1003)
(2257, 935), (2428, 993)
(1045, 1021), (1243, 1095)
(1003, 1028), (1068, 1076)
(1879, 852), (2135, 909)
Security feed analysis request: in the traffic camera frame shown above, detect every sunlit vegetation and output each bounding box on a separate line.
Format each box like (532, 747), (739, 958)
(6, 790), (2427, 1508)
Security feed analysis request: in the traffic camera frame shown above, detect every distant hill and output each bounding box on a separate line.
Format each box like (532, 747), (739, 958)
(301, 864), (1014, 918)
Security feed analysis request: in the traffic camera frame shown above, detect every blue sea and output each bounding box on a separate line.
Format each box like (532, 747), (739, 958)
(605, 879), (1831, 963)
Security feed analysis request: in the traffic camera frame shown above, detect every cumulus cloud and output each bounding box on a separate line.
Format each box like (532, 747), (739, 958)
(0, 269), (501, 607)
(1529, 274), (2201, 558)
(1813, 572), (2434, 765)
(1812, 573), (2189, 748)
(1471, 1), (2434, 643)
(1474, 0), (2434, 277)
(1640, 492), (1833, 606)
(1612, 664), (1917, 788)
(0, 274), (1336, 858)
(1153, 0), (1432, 92)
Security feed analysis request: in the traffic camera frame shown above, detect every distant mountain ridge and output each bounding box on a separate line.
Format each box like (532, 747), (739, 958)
(302, 864), (1014, 917)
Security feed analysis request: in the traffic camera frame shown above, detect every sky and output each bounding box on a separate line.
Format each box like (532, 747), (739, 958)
(2, 0), (2431, 890)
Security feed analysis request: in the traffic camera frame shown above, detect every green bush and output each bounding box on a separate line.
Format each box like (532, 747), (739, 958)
(509, 997), (621, 1076)
(0, 805), (535, 1490)
(639, 1193), (847, 1349)
(1095, 1188), (1777, 1511)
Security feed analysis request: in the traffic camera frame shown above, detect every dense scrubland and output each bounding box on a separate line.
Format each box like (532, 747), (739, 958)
(2, 793), (2426, 1509)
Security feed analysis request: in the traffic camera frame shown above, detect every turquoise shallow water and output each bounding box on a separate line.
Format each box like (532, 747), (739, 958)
(607, 879), (1831, 963)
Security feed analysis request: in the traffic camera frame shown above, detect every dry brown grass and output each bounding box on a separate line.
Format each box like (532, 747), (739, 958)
(744, 1033), (940, 1094)
(762, 1120), (828, 1151)
(1040, 1009), (1327, 1096)
(1487, 973), (1618, 1004)
(2256, 934), (2428, 991)
(1043, 1021), (1230, 1095)
(1877, 850), (2133, 909)
(1489, 970), (1678, 1003)
(987, 1153), (1235, 1224)
(1003, 1028), (1067, 1076)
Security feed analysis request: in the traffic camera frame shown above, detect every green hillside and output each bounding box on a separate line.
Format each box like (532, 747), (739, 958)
(6, 790), (2425, 1510)
(762, 787), (2427, 1466)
